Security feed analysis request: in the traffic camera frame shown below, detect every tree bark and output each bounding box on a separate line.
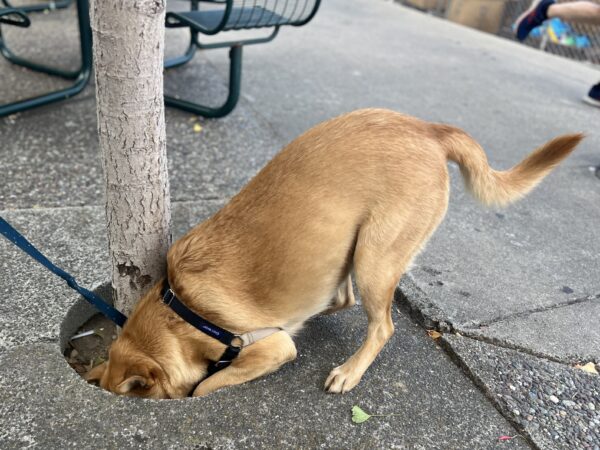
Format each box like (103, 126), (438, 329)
(91, 0), (171, 316)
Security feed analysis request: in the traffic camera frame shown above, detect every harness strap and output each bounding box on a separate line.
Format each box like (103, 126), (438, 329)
(161, 282), (238, 347)
(161, 280), (283, 378)
(206, 345), (241, 376)
(0, 216), (128, 327)
(240, 327), (283, 347)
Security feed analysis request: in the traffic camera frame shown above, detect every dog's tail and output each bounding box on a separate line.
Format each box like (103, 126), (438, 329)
(433, 124), (583, 207)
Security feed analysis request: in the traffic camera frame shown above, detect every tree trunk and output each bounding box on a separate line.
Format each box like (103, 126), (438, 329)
(91, 0), (171, 316)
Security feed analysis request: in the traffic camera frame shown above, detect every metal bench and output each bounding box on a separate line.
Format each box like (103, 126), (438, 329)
(0, 0), (92, 118)
(1, 0), (320, 119)
(165, 0), (321, 117)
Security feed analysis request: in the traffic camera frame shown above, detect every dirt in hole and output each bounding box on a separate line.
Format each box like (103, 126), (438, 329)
(64, 313), (116, 377)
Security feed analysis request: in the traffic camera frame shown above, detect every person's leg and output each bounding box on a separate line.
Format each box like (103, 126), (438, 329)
(515, 0), (556, 41)
(514, 1), (600, 107)
(548, 1), (600, 24)
(515, 0), (600, 40)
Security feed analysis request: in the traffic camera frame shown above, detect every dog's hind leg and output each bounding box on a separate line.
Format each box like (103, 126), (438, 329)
(325, 207), (445, 393)
(322, 275), (356, 315)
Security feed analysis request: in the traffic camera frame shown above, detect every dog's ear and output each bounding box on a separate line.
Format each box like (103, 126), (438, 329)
(85, 362), (107, 385)
(115, 363), (159, 394)
(116, 374), (154, 394)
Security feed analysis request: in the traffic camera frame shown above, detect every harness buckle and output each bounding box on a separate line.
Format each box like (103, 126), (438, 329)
(163, 288), (176, 307)
(213, 360), (231, 369)
(231, 334), (244, 349)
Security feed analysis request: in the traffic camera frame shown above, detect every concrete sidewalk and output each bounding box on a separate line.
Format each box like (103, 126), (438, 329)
(1, 0), (599, 448)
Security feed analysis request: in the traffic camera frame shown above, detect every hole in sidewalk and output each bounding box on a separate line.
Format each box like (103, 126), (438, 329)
(60, 284), (198, 401)
(60, 283), (117, 382)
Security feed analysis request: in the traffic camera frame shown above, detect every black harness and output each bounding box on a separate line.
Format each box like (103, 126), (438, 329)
(161, 281), (242, 378)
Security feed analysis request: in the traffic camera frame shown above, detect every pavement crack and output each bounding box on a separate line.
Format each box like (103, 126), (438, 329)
(397, 278), (599, 365)
(465, 293), (600, 330)
(438, 336), (540, 450)
(452, 331), (588, 365)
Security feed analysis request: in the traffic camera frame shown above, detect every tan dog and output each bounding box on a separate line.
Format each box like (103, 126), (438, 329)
(87, 109), (582, 398)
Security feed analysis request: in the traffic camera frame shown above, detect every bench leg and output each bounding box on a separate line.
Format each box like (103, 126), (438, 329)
(0, 0), (82, 79)
(164, 30), (197, 70)
(164, 44), (242, 119)
(0, 0), (92, 117)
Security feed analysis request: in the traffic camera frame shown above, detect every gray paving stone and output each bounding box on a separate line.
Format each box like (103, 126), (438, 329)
(0, 90), (281, 210)
(466, 299), (600, 363)
(444, 334), (600, 450)
(406, 164), (600, 329)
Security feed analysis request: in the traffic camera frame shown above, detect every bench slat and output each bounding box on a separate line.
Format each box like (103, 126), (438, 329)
(167, 6), (290, 32)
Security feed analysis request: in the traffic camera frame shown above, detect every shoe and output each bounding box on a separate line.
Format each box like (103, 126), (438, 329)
(583, 82), (600, 108)
(514, 0), (555, 41)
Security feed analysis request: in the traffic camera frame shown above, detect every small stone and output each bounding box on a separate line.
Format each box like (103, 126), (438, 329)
(589, 403), (596, 411)
(509, 384), (516, 391)
(527, 415), (534, 421)
(70, 349), (79, 358)
(560, 410), (567, 417)
(528, 391), (537, 399)
(562, 400), (576, 407)
(513, 409), (520, 416)
(549, 395), (560, 404)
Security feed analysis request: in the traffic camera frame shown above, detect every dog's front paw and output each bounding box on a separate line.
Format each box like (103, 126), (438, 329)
(324, 363), (362, 394)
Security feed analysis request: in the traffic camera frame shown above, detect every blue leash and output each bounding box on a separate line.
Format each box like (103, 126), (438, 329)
(0, 216), (128, 327)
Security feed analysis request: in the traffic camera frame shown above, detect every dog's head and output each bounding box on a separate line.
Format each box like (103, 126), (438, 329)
(85, 282), (224, 399)
(85, 337), (172, 398)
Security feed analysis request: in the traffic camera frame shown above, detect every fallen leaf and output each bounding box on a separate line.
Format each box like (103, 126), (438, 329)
(94, 356), (106, 366)
(575, 362), (598, 375)
(193, 123), (203, 133)
(498, 435), (516, 441)
(427, 330), (442, 339)
(351, 405), (372, 424)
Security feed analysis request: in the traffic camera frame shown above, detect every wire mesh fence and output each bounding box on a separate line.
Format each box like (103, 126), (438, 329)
(396, 0), (600, 66)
